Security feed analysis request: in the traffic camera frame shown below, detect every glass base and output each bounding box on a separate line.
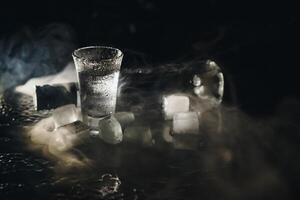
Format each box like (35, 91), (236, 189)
(82, 114), (110, 136)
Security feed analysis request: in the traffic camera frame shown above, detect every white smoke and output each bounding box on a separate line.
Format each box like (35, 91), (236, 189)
(15, 62), (77, 97)
(0, 23), (76, 93)
(25, 116), (91, 171)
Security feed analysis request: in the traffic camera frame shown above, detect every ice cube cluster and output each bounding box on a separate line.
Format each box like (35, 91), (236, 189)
(28, 94), (205, 150)
(161, 94), (202, 150)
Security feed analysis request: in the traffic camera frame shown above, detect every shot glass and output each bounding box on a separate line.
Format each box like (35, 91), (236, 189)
(72, 46), (123, 131)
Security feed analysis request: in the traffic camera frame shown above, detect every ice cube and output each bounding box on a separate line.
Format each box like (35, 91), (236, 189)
(162, 94), (190, 120)
(98, 116), (123, 144)
(52, 104), (79, 129)
(124, 126), (153, 146)
(114, 112), (135, 128)
(172, 112), (199, 135)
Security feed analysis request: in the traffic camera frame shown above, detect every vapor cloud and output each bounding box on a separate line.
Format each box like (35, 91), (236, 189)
(0, 23), (76, 93)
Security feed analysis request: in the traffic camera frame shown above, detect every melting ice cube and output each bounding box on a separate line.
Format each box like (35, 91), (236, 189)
(124, 126), (153, 146)
(98, 116), (123, 144)
(172, 112), (199, 135)
(114, 112), (135, 128)
(52, 104), (80, 129)
(163, 94), (190, 120)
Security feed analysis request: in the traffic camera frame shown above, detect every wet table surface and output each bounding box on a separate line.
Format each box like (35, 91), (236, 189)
(1, 77), (300, 200)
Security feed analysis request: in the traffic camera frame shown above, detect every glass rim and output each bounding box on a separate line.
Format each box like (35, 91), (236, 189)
(72, 46), (123, 62)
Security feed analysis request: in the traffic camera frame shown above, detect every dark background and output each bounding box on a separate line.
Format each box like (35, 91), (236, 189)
(0, 1), (300, 200)
(0, 0), (299, 114)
